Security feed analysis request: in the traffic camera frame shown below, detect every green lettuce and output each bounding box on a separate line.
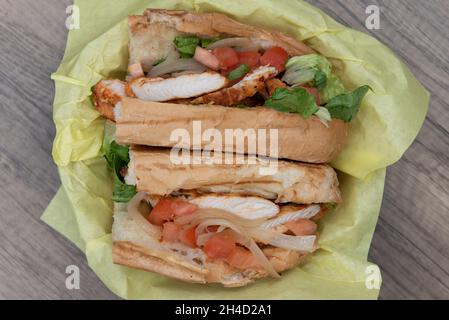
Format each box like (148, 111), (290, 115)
(326, 85), (372, 122)
(282, 54), (332, 87)
(104, 141), (136, 203)
(173, 36), (218, 58)
(264, 87), (319, 118)
(320, 73), (347, 103)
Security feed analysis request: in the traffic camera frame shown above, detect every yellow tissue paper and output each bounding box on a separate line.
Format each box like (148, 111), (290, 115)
(42, 0), (429, 299)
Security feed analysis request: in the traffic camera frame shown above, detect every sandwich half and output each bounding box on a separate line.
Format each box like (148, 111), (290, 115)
(93, 9), (371, 164)
(110, 145), (341, 287)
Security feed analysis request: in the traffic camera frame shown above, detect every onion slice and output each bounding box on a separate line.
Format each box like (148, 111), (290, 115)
(195, 218), (280, 278)
(207, 37), (255, 49)
(127, 192), (162, 239)
(261, 205), (321, 229)
(249, 228), (317, 252)
(148, 58), (207, 77)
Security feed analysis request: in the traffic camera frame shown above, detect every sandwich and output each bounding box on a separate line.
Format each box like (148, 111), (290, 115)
(94, 9), (370, 287)
(108, 143), (341, 287)
(93, 9), (370, 164)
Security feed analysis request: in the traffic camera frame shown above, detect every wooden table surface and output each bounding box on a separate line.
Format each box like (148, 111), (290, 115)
(0, 0), (448, 300)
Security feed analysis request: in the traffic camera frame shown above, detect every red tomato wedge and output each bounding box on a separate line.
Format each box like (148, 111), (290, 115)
(260, 46), (289, 72)
(203, 231), (237, 259)
(179, 226), (197, 248)
(148, 199), (197, 226)
(285, 219), (317, 236)
(194, 47), (220, 70)
(226, 246), (262, 270)
(162, 222), (181, 243)
(301, 86), (321, 106)
(237, 51), (261, 68)
(212, 47), (239, 70)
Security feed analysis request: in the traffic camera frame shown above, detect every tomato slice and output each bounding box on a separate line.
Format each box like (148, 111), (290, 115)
(148, 199), (173, 226)
(179, 226), (197, 248)
(285, 219), (317, 236)
(203, 231), (237, 259)
(225, 246), (261, 270)
(162, 222), (181, 243)
(301, 86), (321, 106)
(237, 51), (261, 68)
(260, 46), (289, 72)
(148, 198), (197, 226)
(212, 47), (239, 70)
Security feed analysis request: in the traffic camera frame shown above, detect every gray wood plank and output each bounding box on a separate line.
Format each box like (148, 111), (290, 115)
(0, 0), (447, 299)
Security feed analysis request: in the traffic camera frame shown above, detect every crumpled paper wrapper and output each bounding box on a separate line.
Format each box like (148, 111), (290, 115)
(42, 0), (429, 299)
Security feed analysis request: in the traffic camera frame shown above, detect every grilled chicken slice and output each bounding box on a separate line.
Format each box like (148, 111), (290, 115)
(128, 72), (228, 102)
(266, 78), (288, 96)
(191, 66), (277, 106)
(93, 80), (126, 121)
(189, 194), (280, 220)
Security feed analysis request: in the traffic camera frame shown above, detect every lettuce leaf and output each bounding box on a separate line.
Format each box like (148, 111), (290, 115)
(174, 36), (200, 58)
(326, 85), (372, 122)
(264, 87), (319, 118)
(174, 36), (218, 58)
(282, 54), (332, 88)
(320, 73), (347, 103)
(104, 141), (136, 203)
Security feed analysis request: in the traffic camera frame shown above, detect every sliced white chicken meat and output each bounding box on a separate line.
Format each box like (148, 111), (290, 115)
(190, 195), (279, 220)
(129, 72), (228, 102)
(93, 79), (126, 121)
(191, 65), (277, 105)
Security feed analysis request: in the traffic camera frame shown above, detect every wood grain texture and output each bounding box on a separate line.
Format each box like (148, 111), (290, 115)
(0, 0), (447, 299)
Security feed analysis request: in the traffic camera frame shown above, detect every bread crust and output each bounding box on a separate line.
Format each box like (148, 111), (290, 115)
(116, 97), (348, 164)
(128, 9), (314, 70)
(127, 146), (342, 204)
(113, 241), (309, 287)
(113, 241), (207, 284)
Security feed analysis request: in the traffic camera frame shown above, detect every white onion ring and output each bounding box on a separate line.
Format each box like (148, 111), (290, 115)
(148, 58), (207, 77)
(207, 37), (255, 49)
(195, 218), (280, 278)
(261, 205), (321, 229)
(249, 228), (316, 252)
(127, 192), (162, 239)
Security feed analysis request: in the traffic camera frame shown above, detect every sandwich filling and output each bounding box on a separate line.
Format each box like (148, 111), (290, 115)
(93, 32), (370, 125)
(122, 190), (333, 278)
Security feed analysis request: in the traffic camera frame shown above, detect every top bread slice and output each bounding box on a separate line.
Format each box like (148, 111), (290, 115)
(128, 9), (315, 71)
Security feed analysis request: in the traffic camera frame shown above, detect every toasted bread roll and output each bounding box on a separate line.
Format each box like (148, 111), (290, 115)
(128, 9), (314, 70)
(125, 147), (342, 204)
(115, 97), (348, 164)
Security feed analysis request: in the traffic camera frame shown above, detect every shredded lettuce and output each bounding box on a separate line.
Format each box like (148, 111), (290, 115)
(282, 54), (332, 87)
(283, 54), (349, 105)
